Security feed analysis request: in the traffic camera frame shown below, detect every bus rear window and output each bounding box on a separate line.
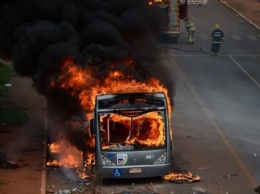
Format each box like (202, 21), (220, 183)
(99, 110), (166, 151)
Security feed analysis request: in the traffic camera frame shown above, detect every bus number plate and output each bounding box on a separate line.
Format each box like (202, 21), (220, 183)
(129, 168), (142, 174)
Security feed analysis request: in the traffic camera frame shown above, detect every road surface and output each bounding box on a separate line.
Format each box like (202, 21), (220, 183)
(45, 0), (260, 193)
(159, 0), (260, 193)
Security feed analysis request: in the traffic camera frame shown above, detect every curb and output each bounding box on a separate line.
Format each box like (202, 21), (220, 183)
(219, 0), (260, 31)
(41, 98), (47, 194)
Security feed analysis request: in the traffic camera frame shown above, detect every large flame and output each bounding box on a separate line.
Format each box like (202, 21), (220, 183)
(48, 58), (172, 172)
(51, 59), (172, 119)
(47, 140), (83, 168)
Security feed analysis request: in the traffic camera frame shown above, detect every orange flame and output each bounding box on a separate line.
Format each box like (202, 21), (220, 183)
(163, 172), (201, 183)
(48, 58), (173, 175)
(48, 140), (83, 168)
(51, 59), (172, 119)
(100, 112), (165, 147)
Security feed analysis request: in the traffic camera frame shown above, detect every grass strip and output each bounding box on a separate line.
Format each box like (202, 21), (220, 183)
(0, 63), (28, 126)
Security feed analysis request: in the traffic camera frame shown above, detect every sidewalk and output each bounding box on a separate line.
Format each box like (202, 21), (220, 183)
(219, 0), (260, 30)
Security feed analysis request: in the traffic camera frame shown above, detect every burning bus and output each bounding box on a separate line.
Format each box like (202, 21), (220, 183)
(46, 59), (174, 179)
(90, 92), (172, 178)
(0, 0), (203, 182)
(0, 0), (176, 179)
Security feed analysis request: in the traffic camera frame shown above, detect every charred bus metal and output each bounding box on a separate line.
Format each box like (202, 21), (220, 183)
(90, 92), (172, 178)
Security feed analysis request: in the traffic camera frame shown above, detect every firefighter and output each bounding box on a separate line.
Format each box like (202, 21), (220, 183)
(185, 17), (196, 44)
(211, 24), (224, 55)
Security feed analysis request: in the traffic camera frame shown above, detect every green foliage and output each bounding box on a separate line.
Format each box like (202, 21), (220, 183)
(0, 63), (12, 83)
(0, 63), (11, 107)
(0, 180), (7, 186)
(0, 107), (27, 126)
(0, 63), (27, 126)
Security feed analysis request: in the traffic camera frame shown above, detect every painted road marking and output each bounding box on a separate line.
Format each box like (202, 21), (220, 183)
(247, 35), (258, 40)
(229, 55), (260, 88)
(232, 34), (242, 40)
(199, 35), (259, 41)
(170, 54), (260, 57)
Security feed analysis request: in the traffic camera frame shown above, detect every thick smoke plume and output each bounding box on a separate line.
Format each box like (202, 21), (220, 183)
(0, 0), (175, 150)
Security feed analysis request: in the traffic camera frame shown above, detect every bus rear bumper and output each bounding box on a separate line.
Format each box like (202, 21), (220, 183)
(94, 163), (172, 179)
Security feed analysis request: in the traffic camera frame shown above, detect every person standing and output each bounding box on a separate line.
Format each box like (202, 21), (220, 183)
(211, 24), (224, 55)
(185, 17), (196, 44)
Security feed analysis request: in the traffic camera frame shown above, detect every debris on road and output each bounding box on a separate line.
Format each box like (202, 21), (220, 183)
(163, 171), (201, 183)
(4, 83), (12, 87)
(0, 152), (27, 169)
(46, 187), (159, 194)
(218, 173), (239, 179)
(119, 191), (158, 194)
(46, 187), (89, 194)
(192, 187), (209, 194)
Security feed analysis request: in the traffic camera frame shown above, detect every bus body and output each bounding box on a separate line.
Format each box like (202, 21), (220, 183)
(90, 92), (172, 178)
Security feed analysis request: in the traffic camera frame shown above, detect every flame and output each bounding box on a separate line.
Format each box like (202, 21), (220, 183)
(51, 59), (172, 119)
(100, 112), (165, 147)
(163, 172), (201, 183)
(126, 112), (165, 146)
(47, 140), (94, 179)
(76, 171), (89, 179)
(48, 59), (173, 177)
(47, 140), (83, 168)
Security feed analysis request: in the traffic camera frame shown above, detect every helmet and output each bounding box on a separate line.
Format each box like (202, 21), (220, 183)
(215, 24), (220, 29)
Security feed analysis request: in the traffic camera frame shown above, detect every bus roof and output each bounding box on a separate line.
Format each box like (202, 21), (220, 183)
(96, 92), (166, 101)
(96, 92), (167, 109)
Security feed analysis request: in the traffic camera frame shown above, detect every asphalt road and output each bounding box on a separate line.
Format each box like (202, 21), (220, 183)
(162, 0), (260, 193)
(45, 1), (260, 193)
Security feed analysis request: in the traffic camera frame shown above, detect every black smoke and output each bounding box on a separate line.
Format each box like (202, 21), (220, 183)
(0, 0), (175, 150)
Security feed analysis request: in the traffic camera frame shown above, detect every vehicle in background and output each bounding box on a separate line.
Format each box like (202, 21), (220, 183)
(149, 0), (188, 42)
